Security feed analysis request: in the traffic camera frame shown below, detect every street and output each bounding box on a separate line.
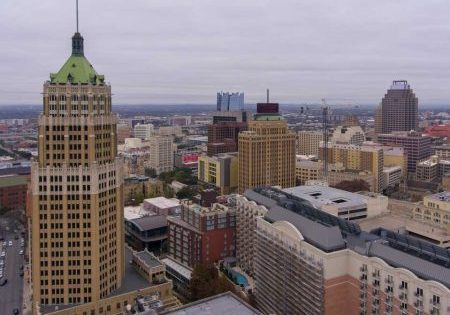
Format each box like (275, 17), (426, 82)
(0, 232), (24, 315)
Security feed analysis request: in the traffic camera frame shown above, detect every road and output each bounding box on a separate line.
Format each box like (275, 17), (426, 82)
(0, 232), (24, 315)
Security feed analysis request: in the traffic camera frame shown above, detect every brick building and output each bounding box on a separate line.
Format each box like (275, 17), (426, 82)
(0, 175), (28, 210)
(167, 200), (236, 268)
(207, 121), (247, 156)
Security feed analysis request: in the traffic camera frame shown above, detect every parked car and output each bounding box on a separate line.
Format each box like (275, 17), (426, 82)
(19, 250), (23, 255)
(0, 278), (7, 286)
(8, 241), (12, 246)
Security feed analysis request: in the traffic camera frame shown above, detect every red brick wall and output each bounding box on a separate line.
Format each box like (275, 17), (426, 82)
(324, 275), (360, 315)
(201, 227), (235, 265)
(0, 184), (27, 210)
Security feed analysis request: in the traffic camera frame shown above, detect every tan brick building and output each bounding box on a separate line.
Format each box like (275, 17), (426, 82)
(238, 103), (296, 193)
(30, 30), (125, 308)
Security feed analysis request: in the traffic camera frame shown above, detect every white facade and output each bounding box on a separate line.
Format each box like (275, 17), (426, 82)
(134, 123), (154, 140)
(148, 135), (174, 174)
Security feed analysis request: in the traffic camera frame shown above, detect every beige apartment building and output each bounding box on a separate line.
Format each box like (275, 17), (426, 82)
(148, 135), (174, 174)
(30, 30), (125, 308)
(238, 103), (296, 193)
(296, 131), (323, 156)
(237, 188), (450, 315)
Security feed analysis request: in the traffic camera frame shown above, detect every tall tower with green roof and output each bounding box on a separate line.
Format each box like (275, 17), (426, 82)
(30, 6), (124, 308)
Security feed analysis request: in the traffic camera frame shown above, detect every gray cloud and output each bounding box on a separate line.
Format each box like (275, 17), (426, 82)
(1, 0), (450, 106)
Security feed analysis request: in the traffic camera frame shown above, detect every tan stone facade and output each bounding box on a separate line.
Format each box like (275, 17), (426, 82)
(238, 119), (296, 193)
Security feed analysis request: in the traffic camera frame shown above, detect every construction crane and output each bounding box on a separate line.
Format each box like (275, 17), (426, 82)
(322, 99), (329, 182)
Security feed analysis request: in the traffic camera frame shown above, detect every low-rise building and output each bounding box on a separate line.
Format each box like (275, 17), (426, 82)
(383, 166), (402, 188)
(413, 191), (450, 231)
(416, 155), (450, 182)
(159, 292), (261, 315)
(142, 197), (181, 216)
(38, 247), (180, 315)
(283, 185), (388, 220)
(0, 175), (28, 211)
(125, 215), (168, 253)
(295, 160), (322, 185)
(167, 200), (236, 268)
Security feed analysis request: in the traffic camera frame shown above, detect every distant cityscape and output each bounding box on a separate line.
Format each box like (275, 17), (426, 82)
(2, 2), (450, 315)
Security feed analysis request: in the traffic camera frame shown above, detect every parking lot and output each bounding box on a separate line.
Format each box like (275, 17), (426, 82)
(0, 231), (25, 315)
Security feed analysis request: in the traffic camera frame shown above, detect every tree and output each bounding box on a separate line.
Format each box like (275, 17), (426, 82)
(144, 167), (157, 178)
(176, 186), (198, 200)
(332, 179), (370, 192)
(190, 264), (235, 302)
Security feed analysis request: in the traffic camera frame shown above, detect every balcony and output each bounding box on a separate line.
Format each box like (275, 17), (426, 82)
(399, 293), (408, 300)
(429, 299), (440, 308)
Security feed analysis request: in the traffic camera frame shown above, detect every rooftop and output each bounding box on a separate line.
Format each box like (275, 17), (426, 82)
(134, 250), (163, 269)
(0, 175), (28, 188)
(159, 292), (262, 315)
(426, 191), (450, 203)
(41, 247), (155, 314)
(245, 186), (450, 288)
(124, 206), (152, 221)
(130, 215), (168, 232)
(143, 198), (179, 210)
(282, 185), (367, 211)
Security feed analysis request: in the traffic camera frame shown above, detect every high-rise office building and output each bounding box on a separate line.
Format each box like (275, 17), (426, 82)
(238, 102), (296, 193)
(375, 80), (418, 135)
(377, 131), (432, 174)
(217, 92), (244, 111)
(296, 131), (323, 156)
(133, 123), (154, 140)
(30, 29), (125, 306)
(207, 121), (247, 156)
(148, 135), (174, 174)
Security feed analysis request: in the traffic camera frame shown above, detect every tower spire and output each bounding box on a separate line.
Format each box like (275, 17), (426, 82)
(72, 0), (84, 56)
(76, 0), (79, 33)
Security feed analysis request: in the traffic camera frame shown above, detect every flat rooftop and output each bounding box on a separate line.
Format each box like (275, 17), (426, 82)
(124, 206), (153, 221)
(135, 250), (163, 269)
(41, 247), (155, 314)
(426, 191), (450, 203)
(283, 185), (367, 210)
(144, 197), (180, 209)
(130, 215), (167, 231)
(0, 175), (28, 188)
(159, 292), (262, 315)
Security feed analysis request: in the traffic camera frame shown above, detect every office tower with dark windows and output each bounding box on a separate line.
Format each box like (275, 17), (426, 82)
(30, 28), (125, 306)
(217, 92), (244, 112)
(375, 80), (418, 135)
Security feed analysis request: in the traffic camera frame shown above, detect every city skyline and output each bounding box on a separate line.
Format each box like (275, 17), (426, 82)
(2, 1), (450, 106)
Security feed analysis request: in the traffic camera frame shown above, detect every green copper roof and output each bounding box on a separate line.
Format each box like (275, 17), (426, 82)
(50, 55), (104, 85)
(254, 114), (284, 121)
(49, 32), (105, 85)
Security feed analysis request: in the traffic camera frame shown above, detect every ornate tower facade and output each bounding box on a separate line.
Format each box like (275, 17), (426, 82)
(238, 102), (296, 193)
(30, 30), (124, 306)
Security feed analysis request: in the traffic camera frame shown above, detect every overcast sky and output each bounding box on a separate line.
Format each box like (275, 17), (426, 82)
(1, 0), (450, 106)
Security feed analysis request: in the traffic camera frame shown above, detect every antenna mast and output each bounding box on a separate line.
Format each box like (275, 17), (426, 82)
(76, 0), (79, 33)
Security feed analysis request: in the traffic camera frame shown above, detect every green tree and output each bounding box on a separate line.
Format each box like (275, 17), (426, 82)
(176, 186), (198, 200)
(190, 264), (235, 302)
(144, 167), (157, 178)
